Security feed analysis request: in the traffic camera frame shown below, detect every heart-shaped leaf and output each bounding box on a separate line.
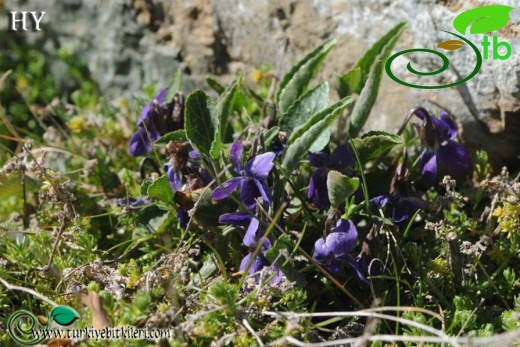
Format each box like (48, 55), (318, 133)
(437, 39), (465, 50)
(49, 306), (80, 326)
(453, 5), (513, 35)
(154, 129), (187, 145)
(185, 90), (220, 159)
(327, 171), (360, 209)
(147, 176), (174, 204)
(352, 131), (403, 164)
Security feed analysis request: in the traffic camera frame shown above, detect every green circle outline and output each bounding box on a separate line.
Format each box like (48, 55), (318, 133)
(7, 310), (45, 346)
(385, 30), (483, 89)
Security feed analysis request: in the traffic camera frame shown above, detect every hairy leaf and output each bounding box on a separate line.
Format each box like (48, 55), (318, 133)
(155, 129), (187, 145)
(216, 75), (242, 143)
(147, 176), (174, 204)
(327, 171), (360, 209)
(280, 82), (329, 134)
(348, 60), (383, 138)
(337, 22), (405, 96)
(283, 96), (354, 172)
(276, 38), (336, 114)
(185, 90), (220, 159)
(206, 77), (225, 94)
(352, 130), (403, 163)
(335, 67), (361, 99)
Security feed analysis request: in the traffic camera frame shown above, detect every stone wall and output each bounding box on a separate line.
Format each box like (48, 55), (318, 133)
(4, 0), (520, 167)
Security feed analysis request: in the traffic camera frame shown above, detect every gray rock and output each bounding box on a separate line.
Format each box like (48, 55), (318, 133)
(3, 0), (520, 166)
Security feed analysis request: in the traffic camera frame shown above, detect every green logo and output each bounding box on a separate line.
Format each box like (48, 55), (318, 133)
(385, 5), (514, 89)
(8, 305), (80, 345)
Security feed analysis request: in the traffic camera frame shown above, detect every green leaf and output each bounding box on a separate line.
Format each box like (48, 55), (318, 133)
(453, 5), (513, 35)
(164, 69), (183, 101)
(264, 126), (280, 146)
(327, 171), (360, 209)
(147, 176), (174, 204)
(49, 306), (80, 326)
(140, 179), (153, 198)
(352, 130), (403, 163)
(216, 75), (242, 142)
(279, 82), (329, 134)
(275, 38), (336, 114)
(206, 77), (225, 95)
(348, 60), (383, 138)
(185, 90), (220, 159)
(338, 22), (405, 96)
(283, 96), (354, 172)
(335, 67), (361, 98)
(154, 129), (187, 145)
(264, 235), (306, 286)
(308, 127), (331, 153)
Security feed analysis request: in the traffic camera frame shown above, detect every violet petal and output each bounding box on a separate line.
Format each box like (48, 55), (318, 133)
(219, 211), (252, 227)
(326, 219), (358, 257)
(436, 140), (471, 175)
(211, 177), (243, 200)
(230, 140), (244, 174)
(308, 167), (330, 209)
(308, 151), (329, 168)
(328, 145), (355, 170)
(240, 178), (260, 210)
(244, 152), (276, 180)
(243, 217), (262, 248)
(420, 150), (438, 185)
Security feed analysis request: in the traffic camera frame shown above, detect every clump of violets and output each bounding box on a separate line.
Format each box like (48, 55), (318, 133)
(371, 156), (427, 229)
(164, 141), (212, 229)
(312, 218), (368, 283)
(219, 211), (282, 284)
(307, 145), (355, 209)
(411, 107), (471, 185)
(211, 141), (276, 210)
(128, 89), (184, 156)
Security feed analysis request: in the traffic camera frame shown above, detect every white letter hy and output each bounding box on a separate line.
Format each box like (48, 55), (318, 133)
(10, 11), (27, 31)
(30, 12), (46, 31)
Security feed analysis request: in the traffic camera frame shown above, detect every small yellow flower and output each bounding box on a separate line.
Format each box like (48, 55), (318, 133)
(68, 116), (86, 133)
(250, 69), (264, 83)
(492, 206), (503, 218)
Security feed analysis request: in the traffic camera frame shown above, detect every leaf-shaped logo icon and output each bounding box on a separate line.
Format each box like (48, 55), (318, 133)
(453, 5), (514, 35)
(50, 306), (80, 326)
(437, 39), (465, 50)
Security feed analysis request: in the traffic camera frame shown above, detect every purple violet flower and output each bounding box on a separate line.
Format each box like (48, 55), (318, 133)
(371, 161), (427, 229)
(211, 141), (276, 210)
(308, 145), (355, 209)
(312, 219), (368, 283)
(219, 212), (282, 284)
(413, 108), (471, 185)
(129, 89), (184, 156)
(164, 145), (212, 230)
